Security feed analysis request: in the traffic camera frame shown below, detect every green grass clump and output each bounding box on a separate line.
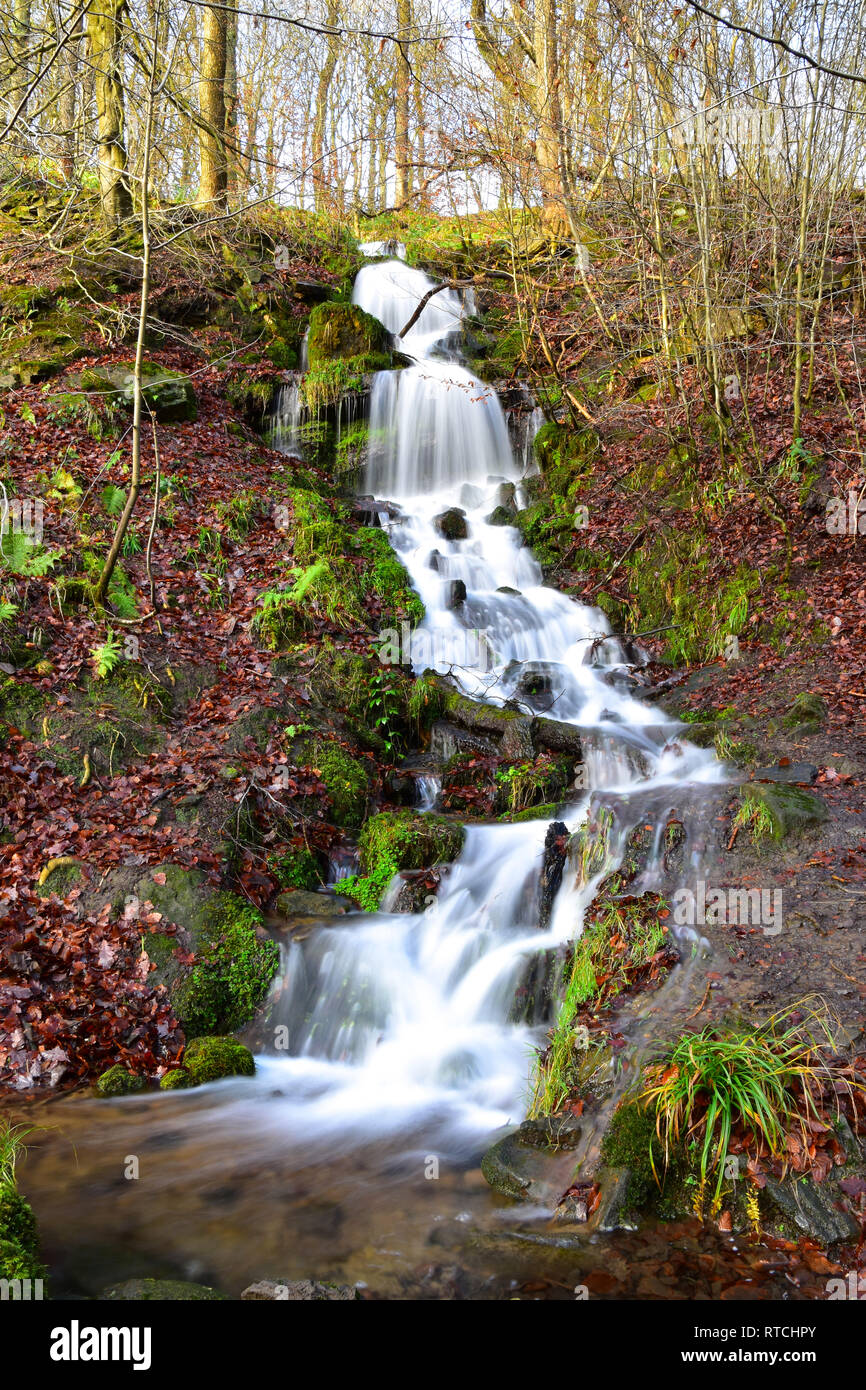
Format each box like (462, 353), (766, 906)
(0, 1121), (45, 1285)
(640, 1002), (858, 1204)
(269, 846), (322, 891)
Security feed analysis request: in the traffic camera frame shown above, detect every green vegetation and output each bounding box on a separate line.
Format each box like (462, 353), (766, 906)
(269, 845), (322, 891)
(0, 1121), (44, 1283)
(95, 1065), (146, 1097)
(640, 1003), (854, 1204)
(339, 809), (464, 911)
(171, 895), (279, 1036)
(182, 1036), (256, 1085)
(304, 737), (370, 827)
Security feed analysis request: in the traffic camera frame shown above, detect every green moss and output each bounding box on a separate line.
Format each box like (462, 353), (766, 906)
(269, 846), (322, 891)
(182, 1035), (255, 1085)
(0, 1185), (44, 1283)
(306, 300), (389, 369)
(340, 809), (464, 911)
(600, 1097), (670, 1210)
(95, 1065), (146, 1097)
(782, 692), (827, 733)
(171, 894), (279, 1036)
(736, 781), (828, 843)
(507, 801), (557, 823)
(159, 1068), (194, 1090)
(355, 527), (424, 624)
(0, 676), (48, 737)
(36, 860), (83, 898)
(304, 737), (370, 827)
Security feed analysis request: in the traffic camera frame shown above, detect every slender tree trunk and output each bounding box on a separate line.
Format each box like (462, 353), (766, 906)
(395, 0), (412, 205)
(86, 0), (133, 226)
(224, 0), (238, 195)
(311, 0), (340, 211)
(197, 1), (228, 210)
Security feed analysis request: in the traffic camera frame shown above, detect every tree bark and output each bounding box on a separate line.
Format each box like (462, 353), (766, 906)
(395, 0), (412, 205)
(86, 0), (133, 226)
(311, 0), (340, 211)
(197, 1), (228, 210)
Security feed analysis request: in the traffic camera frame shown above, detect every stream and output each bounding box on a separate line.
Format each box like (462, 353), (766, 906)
(10, 252), (822, 1301)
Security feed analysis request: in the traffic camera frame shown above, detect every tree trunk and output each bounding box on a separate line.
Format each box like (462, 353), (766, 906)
(395, 0), (412, 205)
(197, 1), (228, 210)
(224, 0), (238, 194)
(86, 0), (133, 226)
(312, 0), (340, 211)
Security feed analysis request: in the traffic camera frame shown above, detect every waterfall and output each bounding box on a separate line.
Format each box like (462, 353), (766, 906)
(245, 249), (725, 1152)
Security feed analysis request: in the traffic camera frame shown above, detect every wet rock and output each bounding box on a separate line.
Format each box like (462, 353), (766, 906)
(480, 1131), (533, 1199)
(445, 579), (467, 609)
(762, 1174), (858, 1244)
(430, 719), (497, 761)
(588, 1166), (638, 1233)
(662, 820), (686, 875)
(102, 1279), (227, 1300)
(518, 1113), (583, 1150)
(275, 889), (351, 917)
(486, 505), (514, 526)
(513, 661), (559, 713)
(434, 507), (468, 541)
(385, 868), (444, 914)
(738, 781), (828, 840)
(241, 1279), (358, 1300)
(539, 821), (569, 930)
(533, 715), (583, 758)
(752, 762), (819, 785)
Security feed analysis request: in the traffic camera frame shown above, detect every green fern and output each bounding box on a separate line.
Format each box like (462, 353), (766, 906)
(101, 484), (126, 517)
(0, 598), (18, 622)
(91, 630), (123, 680)
(0, 530), (59, 577)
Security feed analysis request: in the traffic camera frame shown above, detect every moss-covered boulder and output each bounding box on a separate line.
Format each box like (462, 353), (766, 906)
(339, 809), (464, 911)
(159, 1068), (194, 1090)
(737, 781), (828, 842)
(101, 1278), (228, 1300)
(77, 361), (197, 422)
(95, 1065), (147, 1098)
(183, 1035), (255, 1085)
(306, 301), (389, 369)
(782, 692), (827, 735)
(0, 1183), (45, 1282)
(303, 737), (370, 827)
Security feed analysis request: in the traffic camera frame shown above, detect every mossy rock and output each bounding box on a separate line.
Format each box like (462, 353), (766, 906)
(782, 692), (827, 734)
(359, 810), (464, 875)
(95, 1065), (147, 1098)
(738, 781), (828, 842)
(183, 1035), (255, 1085)
(303, 737), (370, 828)
(306, 301), (389, 368)
(339, 809), (464, 911)
(0, 1185), (45, 1282)
(159, 1068), (194, 1090)
(78, 361), (197, 422)
(101, 1278), (228, 1301)
(127, 866), (277, 1035)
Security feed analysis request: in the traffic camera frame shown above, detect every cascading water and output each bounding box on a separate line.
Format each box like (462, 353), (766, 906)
(238, 254), (726, 1153)
(18, 249), (734, 1300)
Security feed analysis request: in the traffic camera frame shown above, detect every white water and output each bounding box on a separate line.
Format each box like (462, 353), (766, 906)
(252, 254), (724, 1153)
